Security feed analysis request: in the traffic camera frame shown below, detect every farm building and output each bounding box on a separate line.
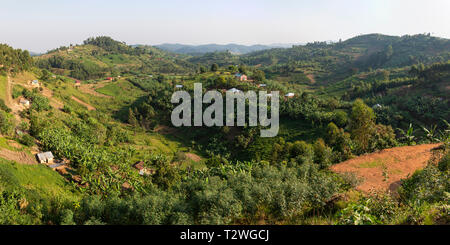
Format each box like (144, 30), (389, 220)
(258, 84), (267, 88)
(106, 77), (113, 81)
(373, 104), (382, 109)
(285, 93), (295, 98)
(31, 80), (39, 87)
(175, 84), (183, 88)
(19, 98), (30, 106)
(234, 73), (248, 81)
(74, 80), (81, 87)
(36, 152), (54, 164)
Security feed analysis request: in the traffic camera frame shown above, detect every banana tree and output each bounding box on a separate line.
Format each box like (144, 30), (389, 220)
(397, 123), (416, 145)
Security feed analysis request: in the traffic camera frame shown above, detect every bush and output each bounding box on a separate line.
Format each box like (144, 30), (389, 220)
(0, 111), (14, 135)
(368, 124), (397, 151)
(313, 138), (332, 169)
(0, 99), (11, 113)
(19, 134), (35, 147)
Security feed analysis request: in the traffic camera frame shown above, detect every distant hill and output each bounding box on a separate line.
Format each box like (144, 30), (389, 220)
(239, 34), (450, 85)
(155, 43), (286, 55)
(242, 34), (450, 70)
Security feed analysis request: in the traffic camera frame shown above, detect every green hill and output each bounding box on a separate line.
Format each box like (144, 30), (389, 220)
(35, 36), (196, 80)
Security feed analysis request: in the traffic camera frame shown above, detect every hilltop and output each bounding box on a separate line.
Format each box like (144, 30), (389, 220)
(35, 36), (196, 80)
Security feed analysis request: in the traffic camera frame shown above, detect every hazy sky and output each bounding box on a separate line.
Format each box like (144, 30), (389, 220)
(1, 0), (449, 52)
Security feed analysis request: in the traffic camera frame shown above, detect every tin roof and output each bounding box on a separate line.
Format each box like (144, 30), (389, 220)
(37, 152), (54, 161)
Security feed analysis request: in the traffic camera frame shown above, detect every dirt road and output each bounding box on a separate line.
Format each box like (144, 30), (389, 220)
(71, 96), (96, 111)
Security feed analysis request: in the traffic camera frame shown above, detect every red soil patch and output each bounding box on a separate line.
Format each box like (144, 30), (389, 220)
(331, 144), (442, 193)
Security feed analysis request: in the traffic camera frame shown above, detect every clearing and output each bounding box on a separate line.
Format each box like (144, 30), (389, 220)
(77, 80), (112, 98)
(0, 148), (37, 165)
(331, 143), (442, 193)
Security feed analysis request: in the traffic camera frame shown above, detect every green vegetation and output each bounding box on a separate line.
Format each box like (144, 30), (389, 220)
(0, 34), (449, 225)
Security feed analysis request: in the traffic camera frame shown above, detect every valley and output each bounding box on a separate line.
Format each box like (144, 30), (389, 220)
(0, 34), (449, 225)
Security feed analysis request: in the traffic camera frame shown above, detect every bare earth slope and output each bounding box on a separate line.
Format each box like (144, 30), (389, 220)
(331, 144), (441, 193)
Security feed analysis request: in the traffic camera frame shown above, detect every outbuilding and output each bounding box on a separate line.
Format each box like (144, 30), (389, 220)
(36, 152), (54, 164)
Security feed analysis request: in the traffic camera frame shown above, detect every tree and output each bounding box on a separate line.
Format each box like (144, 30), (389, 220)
(349, 99), (376, 153)
(228, 65), (237, 73)
(0, 111), (14, 136)
(128, 108), (138, 127)
(313, 138), (332, 169)
(211, 63), (219, 72)
(253, 70), (265, 81)
(238, 65), (247, 74)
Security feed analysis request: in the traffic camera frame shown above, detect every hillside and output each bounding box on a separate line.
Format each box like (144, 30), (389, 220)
(35, 36), (196, 80)
(0, 33), (449, 225)
(240, 34), (450, 86)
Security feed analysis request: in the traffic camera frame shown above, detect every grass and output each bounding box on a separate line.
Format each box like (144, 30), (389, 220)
(357, 160), (385, 168)
(0, 158), (80, 202)
(0, 137), (15, 150)
(0, 136), (28, 152)
(0, 75), (7, 101)
(95, 80), (138, 97)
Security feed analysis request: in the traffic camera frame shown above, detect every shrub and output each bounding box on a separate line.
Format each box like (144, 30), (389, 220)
(368, 124), (397, 151)
(0, 99), (11, 113)
(0, 111), (14, 135)
(19, 134), (35, 147)
(313, 138), (332, 169)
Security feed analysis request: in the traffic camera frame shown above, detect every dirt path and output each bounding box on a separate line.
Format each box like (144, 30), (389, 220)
(5, 75), (22, 121)
(71, 96), (96, 111)
(306, 74), (316, 84)
(331, 143), (442, 193)
(0, 148), (37, 164)
(40, 86), (64, 109)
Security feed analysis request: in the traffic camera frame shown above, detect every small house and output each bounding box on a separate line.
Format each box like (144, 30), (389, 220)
(74, 80), (81, 87)
(258, 84), (267, 88)
(285, 93), (295, 98)
(19, 98), (30, 106)
(175, 85), (183, 88)
(37, 152), (54, 164)
(227, 88), (242, 94)
(31, 80), (39, 87)
(234, 73), (248, 81)
(106, 77), (113, 81)
(372, 104), (382, 109)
